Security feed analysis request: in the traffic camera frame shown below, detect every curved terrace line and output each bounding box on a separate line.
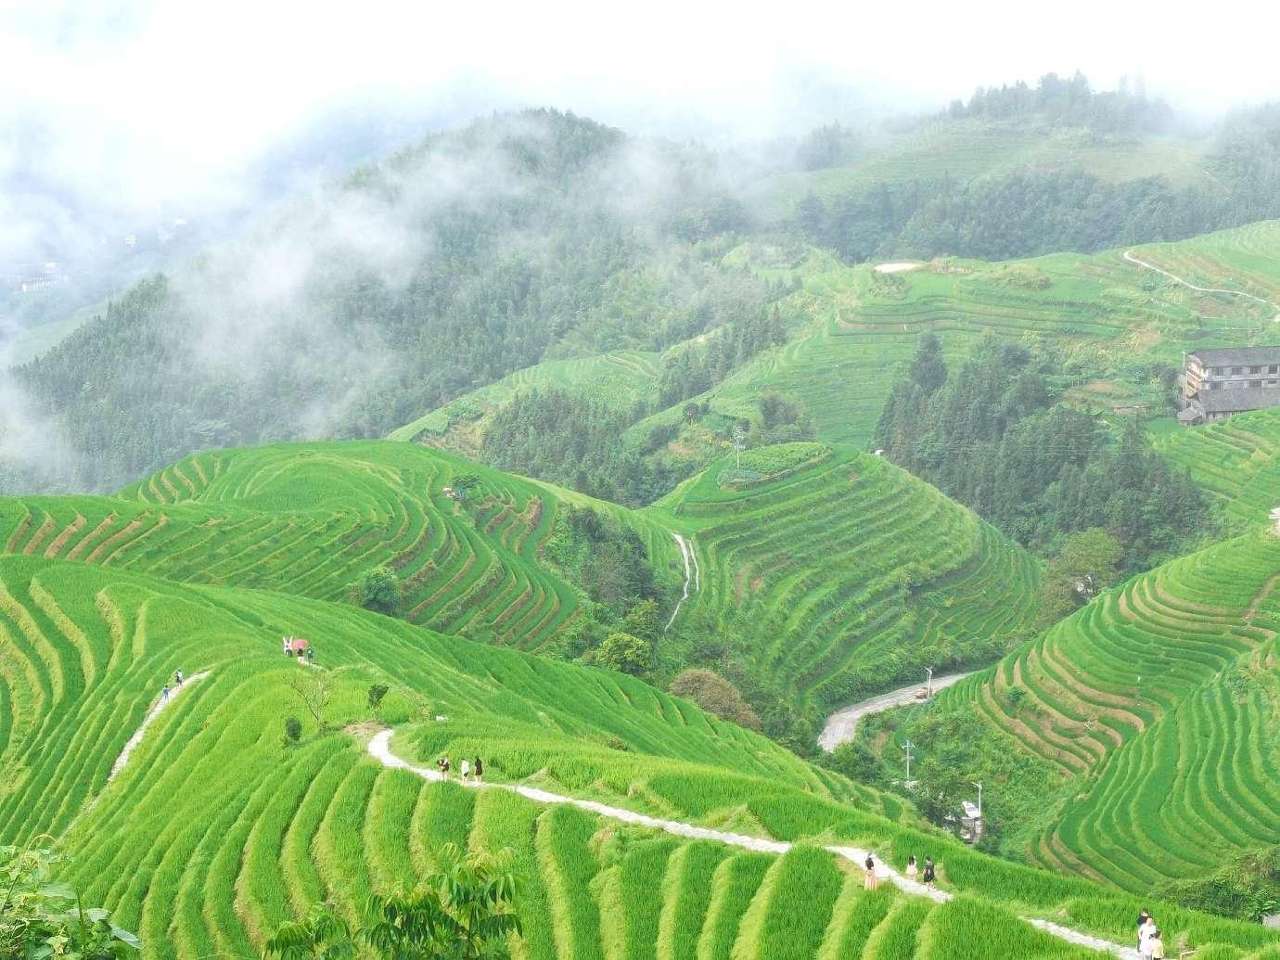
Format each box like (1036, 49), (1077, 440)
(367, 729), (1138, 958)
(1122, 249), (1280, 316)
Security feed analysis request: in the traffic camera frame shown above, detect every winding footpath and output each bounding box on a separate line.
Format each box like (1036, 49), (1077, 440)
(1123, 249), (1280, 317)
(109, 671), (209, 781)
(664, 532), (700, 631)
(818, 672), (974, 752)
(367, 729), (1137, 958)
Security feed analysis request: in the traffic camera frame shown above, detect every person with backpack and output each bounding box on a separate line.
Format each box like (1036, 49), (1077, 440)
(174, 669), (184, 687)
(922, 856), (936, 886)
(1139, 915), (1159, 958)
(460, 758), (471, 781)
(473, 757), (483, 782)
(863, 854), (878, 891)
(1148, 927), (1165, 960)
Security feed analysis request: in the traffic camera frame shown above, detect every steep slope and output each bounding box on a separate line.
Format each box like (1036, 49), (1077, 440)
(4, 555), (1276, 959)
(0, 441), (680, 652)
(397, 220), (1280, 470)
(1154, 406), (1280, 529)
(0, 439), (1039, 741)
(937, 527), (1280, 891)
(652, 444), (1040, 723)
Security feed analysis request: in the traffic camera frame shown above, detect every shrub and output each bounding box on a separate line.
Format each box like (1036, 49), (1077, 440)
(282, 716), (302, 746)
(669, 669), (762, 730)
(350, 566), (402, 617)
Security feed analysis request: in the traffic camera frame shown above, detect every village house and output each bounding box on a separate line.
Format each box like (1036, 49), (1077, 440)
(1179, 346), (1280, 425)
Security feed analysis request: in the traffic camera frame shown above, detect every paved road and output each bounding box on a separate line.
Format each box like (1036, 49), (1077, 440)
(818, 672), (973, 752)
(368, 729), (1137, 957)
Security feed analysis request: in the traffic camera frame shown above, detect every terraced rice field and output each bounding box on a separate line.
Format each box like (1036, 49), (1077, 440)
(0, 441), (680, 652)
(652, 221), (1280, 449)
(653, 446), (1040, 716)
(1125, 221), (1280, 313)
(388, 351), (661, 451)
(1154, 407), (1280, 528)
(7, 554), (1276, 959)
(944, 527), (1280, 891)
(745, 120), (1216, 222)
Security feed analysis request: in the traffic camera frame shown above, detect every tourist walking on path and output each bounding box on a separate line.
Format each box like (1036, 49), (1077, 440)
(473, 757), (483, 781)
(863, 854), (879, 891)
(1137, 910), (1151, 952)
(460, 758), (471, 781)
(174, 669), (184, 687)
(905, 855), (918, 881)
(1139, 915), (1158, 958)
(160, 684), (170, 704)
(922, 856), (936, 887)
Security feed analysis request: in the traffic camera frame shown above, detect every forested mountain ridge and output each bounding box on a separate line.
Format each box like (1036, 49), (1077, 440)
(8, 109), (782, 492)
(10, 86), (1280, 498)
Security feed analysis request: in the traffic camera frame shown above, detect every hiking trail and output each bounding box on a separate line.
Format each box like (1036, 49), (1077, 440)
(819, 672), (974, 752)
(367, 729), (1138, 958)
(1123, 249), (1280, 318)
(109, 671), (209, 781)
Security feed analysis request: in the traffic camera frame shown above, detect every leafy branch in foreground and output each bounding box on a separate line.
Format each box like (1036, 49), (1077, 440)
(1, 840), (139, 959)
(265, 843), (520, 960)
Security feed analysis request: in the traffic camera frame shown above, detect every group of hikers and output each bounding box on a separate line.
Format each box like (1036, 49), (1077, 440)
(159, 669), (185, 704)
(436, 756), (484, 782)
(861, 853), (936, 891)
(1137, 909), (1167, 959)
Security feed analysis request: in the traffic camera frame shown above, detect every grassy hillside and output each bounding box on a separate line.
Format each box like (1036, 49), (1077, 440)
(934, 527), (1280, 892)
(0, 441), (680, 653)
(654, 445), (1040, 722)
(0, 439), (1038, 742)
(388, 350), (662, 452)
(746, 118), (1217, 221)
(5, 554), (1278, 958)
(400, 221), (1280, 470)
(706, 222), (1279, 449)
(1154, 407), (1280, 529)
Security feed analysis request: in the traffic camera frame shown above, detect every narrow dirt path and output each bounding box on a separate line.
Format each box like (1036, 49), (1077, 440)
(108, 671), (209, 781)
(664, 533), (698, 632)
(367, 730), (1137, 958)
(818, 672), (974, 752)
(1122, 249), (1280, 316)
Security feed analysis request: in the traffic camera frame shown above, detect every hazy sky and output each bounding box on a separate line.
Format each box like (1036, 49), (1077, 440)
(3, 0), (1280, 222)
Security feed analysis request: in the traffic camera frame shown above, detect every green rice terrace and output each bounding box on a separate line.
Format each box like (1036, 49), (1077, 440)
(691, 220), (1280, 450)
(0, 440), (680, 653)
(0, 440), (1039, 734)
(938, 526), (1280, 893)
(653, 444), (1040, 722)
(388, 351), (662, 454)
(1154, 407), (1280, 529)
(5, 553), (1280, 958)
(388, 222), (1280, 473)
(744, 119), (1218, 222)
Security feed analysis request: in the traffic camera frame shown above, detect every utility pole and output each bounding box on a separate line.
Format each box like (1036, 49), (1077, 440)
(926, 666), (934, 698)
(733, 431), (746, 471)
(903, 739), (915, 781)
(972, 781), (983, 819)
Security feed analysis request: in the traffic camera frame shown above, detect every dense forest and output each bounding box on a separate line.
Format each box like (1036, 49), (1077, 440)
(793, 80), (1280, 262)
(8, 83), (1280, 495)
(873, 334), (1209, 572)
(8, 111), (777, 492)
